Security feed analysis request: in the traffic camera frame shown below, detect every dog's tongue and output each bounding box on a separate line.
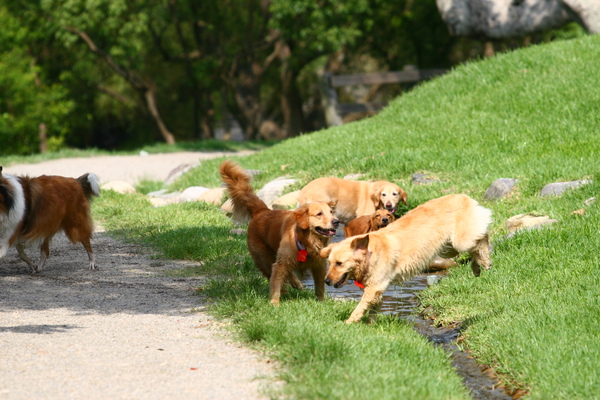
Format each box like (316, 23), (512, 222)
(324, 229), (336, 237)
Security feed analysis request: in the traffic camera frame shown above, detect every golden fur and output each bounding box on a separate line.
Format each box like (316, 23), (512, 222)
(320, 194), (492, 323)
(297, 177), (407, 225)
(343, 209), (396, 238)
(219, 160), (340, 305)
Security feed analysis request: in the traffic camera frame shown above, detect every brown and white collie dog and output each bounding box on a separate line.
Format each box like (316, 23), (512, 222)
(0, 166), (100, 273)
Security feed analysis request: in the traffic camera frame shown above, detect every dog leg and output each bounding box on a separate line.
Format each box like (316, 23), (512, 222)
(346, 287), (383, 324)
(82, 240), (97, 270)
(311, 264), (326, 301)
(470, 234), (492, 277)
(269, 262), (287, 305)
(16, 242), (38, 273)
(287, 273), (304, 290)
(36, 239), (51, 272)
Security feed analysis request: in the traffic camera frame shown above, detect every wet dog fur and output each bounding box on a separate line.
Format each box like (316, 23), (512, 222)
(298, 177), (407, 225)
(320, 194), (492, 323)
(220, 160), (340, 305)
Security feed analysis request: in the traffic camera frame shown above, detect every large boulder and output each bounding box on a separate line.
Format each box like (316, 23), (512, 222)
(436, 0), (600, 38)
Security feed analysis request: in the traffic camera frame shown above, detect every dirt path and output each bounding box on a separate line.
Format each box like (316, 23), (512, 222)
(0, 152), (275, 400)
(3, 151), (256, 185)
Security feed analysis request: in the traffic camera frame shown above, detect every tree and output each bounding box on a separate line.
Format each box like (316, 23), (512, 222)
(0, 3), (73, 155)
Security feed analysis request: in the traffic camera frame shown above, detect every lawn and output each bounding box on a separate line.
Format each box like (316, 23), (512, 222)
(93, 35), (600, 399)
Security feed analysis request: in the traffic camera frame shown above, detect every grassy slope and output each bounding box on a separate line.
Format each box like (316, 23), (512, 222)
(97, 35), (600, 399)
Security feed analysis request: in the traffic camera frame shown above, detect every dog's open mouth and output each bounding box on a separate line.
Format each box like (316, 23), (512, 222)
(316, 227), (337, 237)
(385, 204), (397, 214)
(334, 273), (349, 288)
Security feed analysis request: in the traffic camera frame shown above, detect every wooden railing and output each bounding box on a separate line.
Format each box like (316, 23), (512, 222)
(320, 65), (447, 126)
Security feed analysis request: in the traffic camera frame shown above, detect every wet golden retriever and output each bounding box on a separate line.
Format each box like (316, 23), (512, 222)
(220, 160), (339, 305)
(298, 177), (407, 225)
(320, 194), (492, 324)
(343, 209), (396, 238)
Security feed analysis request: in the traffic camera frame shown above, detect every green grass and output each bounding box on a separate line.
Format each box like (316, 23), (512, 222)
(90, 35), (600, 399)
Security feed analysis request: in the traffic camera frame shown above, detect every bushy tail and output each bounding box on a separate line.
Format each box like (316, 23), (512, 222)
(219, 160), (269, 223)
(78, 173), (100, 201)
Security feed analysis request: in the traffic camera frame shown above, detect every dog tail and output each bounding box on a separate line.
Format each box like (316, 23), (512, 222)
(219, 160), (268, 223)
(78, 173), (101, 201)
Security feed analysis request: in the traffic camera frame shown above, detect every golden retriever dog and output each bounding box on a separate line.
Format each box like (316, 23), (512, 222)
(220, 160), (340, 305)
(320, 194), (492, 324)
(343, 209), (396, 238)
(298, 177), (407, 225)
(344, 209), (456, 272)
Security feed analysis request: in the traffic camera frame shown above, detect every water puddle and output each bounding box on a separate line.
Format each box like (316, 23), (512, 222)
(306, 274), (428, 316)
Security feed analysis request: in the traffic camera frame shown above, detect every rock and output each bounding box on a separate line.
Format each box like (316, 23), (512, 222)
(198, 188), (227, 205)
(412, 173), (441, 185)
(426, 275), (442, 286)
(484, 178), (518, 200)
(180, 186), (210, 202)
(272, 190), (300, 210)
(424, 257), (458, 272)
(147, 189), (168, 198)
(165, 163), (194, 185)
(256, 177), (297, 207)
(436, 0), (600, 38)
(505, 213), (558, 233)
(148, 197), (169, 207)
(540, 180), (591, 196)
(221, 198), (234, 213)
(101, 180), (136, 194)
(343, 173), (364, 180)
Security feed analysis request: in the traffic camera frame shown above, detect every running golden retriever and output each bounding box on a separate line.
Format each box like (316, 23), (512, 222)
(220, 160), (339, 305)
(320, 194), (492, 324)
(298, 177), (407, 225)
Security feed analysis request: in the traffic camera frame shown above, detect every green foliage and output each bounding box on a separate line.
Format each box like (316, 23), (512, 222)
(0, 4), (73, 155)
(269, 0), (370, 56)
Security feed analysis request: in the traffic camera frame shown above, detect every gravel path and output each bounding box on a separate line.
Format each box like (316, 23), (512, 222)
(0, 152), (275, 400)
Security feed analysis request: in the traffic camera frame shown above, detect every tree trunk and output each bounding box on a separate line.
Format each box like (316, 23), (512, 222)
(280, 65), (304, 137)
(64, 25), (176, 144)
(144, 85), (176, 145)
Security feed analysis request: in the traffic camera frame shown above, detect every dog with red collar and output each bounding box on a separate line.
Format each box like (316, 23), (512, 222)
(320, 194), (492, 324)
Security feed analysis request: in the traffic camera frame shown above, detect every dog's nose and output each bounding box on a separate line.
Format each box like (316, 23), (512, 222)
(382, 217), (388, 223)
(325, 277), (332, 286)
(332, 219), (340, 228)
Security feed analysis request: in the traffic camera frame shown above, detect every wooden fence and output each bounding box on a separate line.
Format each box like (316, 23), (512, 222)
(320, 65), (447, 126)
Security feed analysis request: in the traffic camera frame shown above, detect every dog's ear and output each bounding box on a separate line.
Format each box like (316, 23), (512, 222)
(371, 184), (383, 206)
(294, 206), (310, 230)
(367, 215), (375, 232)
(400, 189), (408, 205)
(320, 244), (334, 258)
(351, 234), (369, 259)
(328, 200), (337, 212)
